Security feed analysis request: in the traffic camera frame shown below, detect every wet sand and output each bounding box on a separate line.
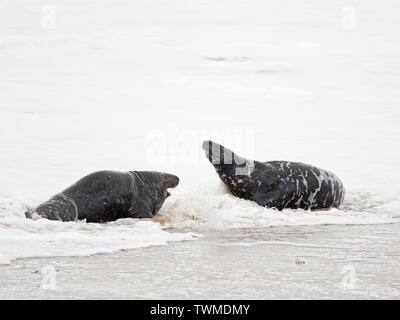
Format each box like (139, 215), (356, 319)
(1, 223), (399, 299)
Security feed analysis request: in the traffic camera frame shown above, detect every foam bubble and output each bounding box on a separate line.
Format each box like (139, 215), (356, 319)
(0, 199), (197, 265)
(157, 180), (399, 231)
(1, 181), (398, 264)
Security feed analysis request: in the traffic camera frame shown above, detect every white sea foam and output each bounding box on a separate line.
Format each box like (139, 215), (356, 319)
(1, 180), (398, 265)
(0, 199), (197, 265)
(156, 181), (399, 231)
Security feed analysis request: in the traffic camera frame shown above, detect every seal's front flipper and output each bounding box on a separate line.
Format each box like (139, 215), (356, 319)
(128, 209), (154, 219)
(127, 200), (154, 219)
(25, 210), (42, 221)
(25, 210), (32, 219)
(23, 204), (34, 219)
(252, 181), (285, 210)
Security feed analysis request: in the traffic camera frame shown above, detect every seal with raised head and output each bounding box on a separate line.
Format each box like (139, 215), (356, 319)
(202, 140), (345, 210)
(25, 170), (179, 222)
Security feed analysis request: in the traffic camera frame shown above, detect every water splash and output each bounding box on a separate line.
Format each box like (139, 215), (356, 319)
(157, 181), (399, 230)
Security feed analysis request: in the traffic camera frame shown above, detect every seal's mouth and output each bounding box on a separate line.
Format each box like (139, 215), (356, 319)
(163, 173), (180, 196)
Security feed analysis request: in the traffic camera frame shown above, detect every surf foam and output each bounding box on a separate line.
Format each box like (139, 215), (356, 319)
(0, 199), (197, 265)
(156, 180), (399, 231)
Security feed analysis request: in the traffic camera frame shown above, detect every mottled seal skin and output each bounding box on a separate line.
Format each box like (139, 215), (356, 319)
(202, 140), (345, 210)
(25, 170), (179, 222)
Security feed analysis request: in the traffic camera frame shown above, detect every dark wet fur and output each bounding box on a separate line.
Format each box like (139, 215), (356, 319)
(202, 141), (345, 210)
(26, 170), (179, 222)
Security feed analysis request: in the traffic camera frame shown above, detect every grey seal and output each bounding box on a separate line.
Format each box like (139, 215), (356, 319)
(25, 170), (179, 222)
(202, 140), (345, 210)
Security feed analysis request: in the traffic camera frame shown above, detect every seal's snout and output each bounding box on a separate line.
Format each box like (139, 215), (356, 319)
(202, 140), (226, 164)
(202, 140), (221, 154)
(202, 140), (212, 152)
(162, 173), (179, 198)
(163, 173), (179, 189)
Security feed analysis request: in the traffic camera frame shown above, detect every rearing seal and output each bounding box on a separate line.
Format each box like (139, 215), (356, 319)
(202, 140), (345, 210)
(26, 170), (179, 222)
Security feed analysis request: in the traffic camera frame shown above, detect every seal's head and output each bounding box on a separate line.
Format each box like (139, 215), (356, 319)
(160, 172), (180, 197)
(131, 171), (180, 216)
(202, 140), (252, 179)
(151, 172), (179, 214)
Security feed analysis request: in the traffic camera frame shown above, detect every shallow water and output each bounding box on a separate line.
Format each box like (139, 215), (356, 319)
(1, 224), (399, 299)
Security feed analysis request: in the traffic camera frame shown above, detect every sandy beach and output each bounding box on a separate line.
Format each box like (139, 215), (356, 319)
(1, 223), (399, 300)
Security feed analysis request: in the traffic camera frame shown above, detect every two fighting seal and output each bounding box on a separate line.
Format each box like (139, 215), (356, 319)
(26, 170), (179, 222)
(202, 140), (345, 210)
(26, 141), (345, 223)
